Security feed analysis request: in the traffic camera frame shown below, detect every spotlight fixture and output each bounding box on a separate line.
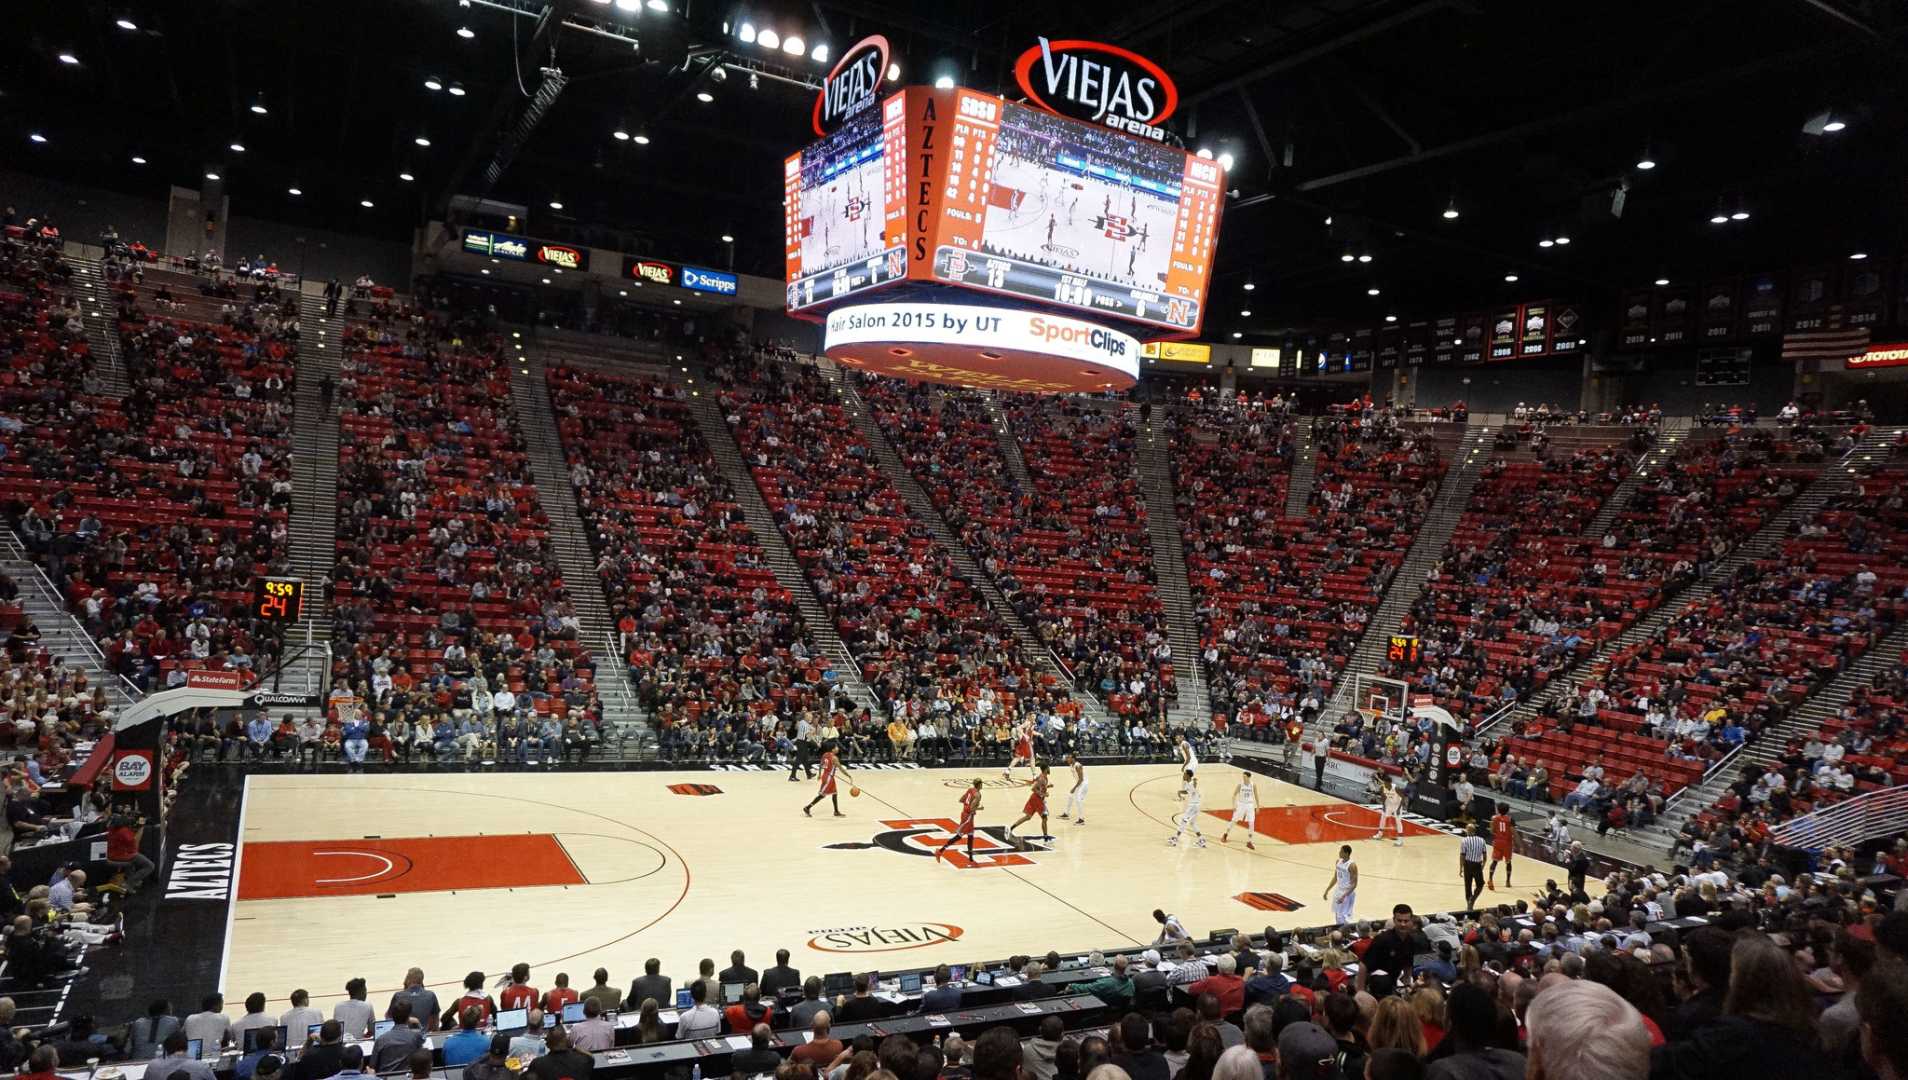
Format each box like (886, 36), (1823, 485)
(57, 52), (80, 65)
(549, 198), (564, 210)
(737, 22), (756, 43)
(425, 76), (445, 91)
(1802, 109), (1847, 135)
(887, 62), (901, 81)
(1730, 208), (1749, 221)
(1340, 251), (1355, 263)
(1823, 118), (1847, 133)
(1441, 197), (1460, 220)
(1654, 277), (1670, 286)
(249, 95), (269, 115)
(749, 72), (760, 90)
(447, 82), (466, 97)
(710, 66), (727, 83)
(1504, 273), (1519, 283)
(1636, 145), (1656, 170)
(612, 127), (630, 141)
(28, 133), (47, 144)
(1195, 147), (1213, 160)
(229, 141), (246, 153)
(115, 17), (137, 30)
(811, 43), (829, 62)
(480, 268), (491, 275)
(1240, 309), (1252, 317)
(1367, 287), (1381, 296)
(1230, 331), (1243, 340)
(456, 25), (475, 39)
(130, 154), (147, 164)
(646, 0), (668, 10)
(632, 133), (650, 145)
(1357, 253), (1373, 263)
(288, 186), (303, 196)
(399, 171), (415, 182)
(783, 35), (805, 56)
(1217, 152), (1235, 173)
(1709, 211), (1729, 225)
(1242, 281), (1255, 291)
(933, 74), (955, 89)
(1384, 314), (1397, 322)
(721, 233), (735, 243)
(414, 135), (432, 147)
(614, 0), (639, 10)
(1848, 252), (1868, 260)
(1539, 238), (1554, 248)
(696, 91), (714, 103)
(541, 277), (552, 285)
(205, 170), (221, 181)
(360, 198), (374, 208)
(757, 28), (779, 49)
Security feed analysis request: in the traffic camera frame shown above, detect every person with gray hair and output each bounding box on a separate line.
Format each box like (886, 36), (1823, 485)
(1211, 1044), (1264, 1080)
(1525, 980), (1649, 1080)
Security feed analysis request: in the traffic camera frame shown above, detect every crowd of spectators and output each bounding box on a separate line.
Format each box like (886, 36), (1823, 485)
(328, 306), (605, 768)
(547, 363), (836, 762)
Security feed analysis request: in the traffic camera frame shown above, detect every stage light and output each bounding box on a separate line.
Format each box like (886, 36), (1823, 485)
(229, 141), (246, 153)
(399, 172), (415, 182)
(415, 135), (432, 147)
(632, 133), (650, 145)
(1357, 253), (1373, 263)
(1340, 252), (1355, 263)
(783, 35), (804, 56)
(1217, 152), (1235, 173)
(1849, 252), (1868, 260)
(1539, 238), (1554, 248)
(425, 76), (444, 91)
(614, 0), (639, 10)
(1730, 209), (1749, 221)
(647, 0), (668, 9)
(58, 52), (80, 65)
(448, 82), (466, 97)
(549, 198), (563, 209)
(1636, 154), (1656, 170)
(288, 186), (302, 196)
(721, 233), (734, 243)
(612, 127), (630, 141)
(933, 74), (955, 89)
(1823, 118), (1847, 132)
(1240, 309), (1252, 317)
(250, 95), (269, 115)
(205, 170), (221, 180)
(737, 22), (755, 43)
(541, 277), (552, 285)
(758, 28), (779, 49)
(812, 43), (829, 62)
(28, 133), (46, 144)
(1384, 314), (1397, 322)
(360, 198), (374, 207)
(456, 25), (475, 39)
(115, 17), (137, 30)
(1709, 212), (1728, 225)
(1231, 332), (1243, 339)
(1504, 273), (1519, 283)
(1654, 277), (1669, 285)
(1442, 198), (1460, 220)
(131, 154), (147, 164)
(696, 91), (714, 102)
(887, 62), (901, 81)
(1242, 281), (1255, 291)
(1195, 147), (1213, 159)
(1367, 287), (1381, 296)
(1553, 234), (1570, 245)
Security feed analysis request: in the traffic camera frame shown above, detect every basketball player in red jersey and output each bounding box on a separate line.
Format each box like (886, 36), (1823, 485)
(802, 742), (849, 818)
(1487, 801), (1515, 890)
(1008, 764), (1053, 841)
(935, 779), (985, 862)
(1003, 720), (1036, 781)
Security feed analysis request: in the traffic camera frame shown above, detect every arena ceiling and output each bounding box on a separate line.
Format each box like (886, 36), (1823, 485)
(9, 0), (1907, 335)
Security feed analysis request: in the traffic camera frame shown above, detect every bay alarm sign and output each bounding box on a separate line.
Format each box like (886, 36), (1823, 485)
(1013, 38), (1179, 141)
(813, 35), (890, 136)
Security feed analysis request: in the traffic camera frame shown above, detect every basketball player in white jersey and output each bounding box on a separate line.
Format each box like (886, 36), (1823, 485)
(1324, 845), (1358, 924)
(1167, 770), (1206, 847)
(1175, 736), (1199, 799)
(1373, 779), (1406, 846)
(1059, 753), (1089, 826)
(1219, 770), (1258, 850)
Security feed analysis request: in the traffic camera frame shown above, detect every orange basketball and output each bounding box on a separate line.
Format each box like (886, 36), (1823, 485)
(849, 786), (861, 798)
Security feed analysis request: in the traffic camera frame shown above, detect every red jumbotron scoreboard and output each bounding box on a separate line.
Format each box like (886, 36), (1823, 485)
(783, 40), (1224, 392)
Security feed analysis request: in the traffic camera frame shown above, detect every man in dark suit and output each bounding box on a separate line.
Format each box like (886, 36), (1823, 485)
(918, 966), (961, 1013)
(1109, 1013), (1170, 1080)
(731, 1025), (783, 1076)
(626, 959), (674, 1011)
(527, 1028), (592, 1080)
(834, 975), (890, 1023)
(760, 950), (803, 998)
(719, 950), (760, 989)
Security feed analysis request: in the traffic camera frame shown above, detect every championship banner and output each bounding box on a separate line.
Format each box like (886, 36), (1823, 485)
(1619, 289), (1652, 348)
(1700, 279), (1737, 342)
(1651, 286), (1693, 346)
(1405, 320), (1429, 366)
(1488, 307), (1518, 361)
(1377, 324), (1402, 368)
(1741, 272), (1783, 338)
(1457, 313), (1487, 365)
(1351, 327), (1374, 371)
(1549, 303), (1584, 354)
(1519, 303), (1548, 357)
(1842, 257), (1889, 330)
(1432, 316), (1458, 366)
(1788, 266), (1834, 332)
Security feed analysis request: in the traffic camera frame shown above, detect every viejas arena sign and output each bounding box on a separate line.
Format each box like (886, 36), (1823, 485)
(814, 35), (890, 136)
(1013, 38), (1179, 141)
(807, 922), (965, 954)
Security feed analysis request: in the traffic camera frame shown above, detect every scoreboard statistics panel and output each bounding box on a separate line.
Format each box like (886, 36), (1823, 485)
(783, 93), (909, 312)
(930, 93), (1220, 334)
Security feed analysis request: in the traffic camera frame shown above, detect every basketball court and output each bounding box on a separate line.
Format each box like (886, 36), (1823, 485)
(218, 763), (1568, 1014)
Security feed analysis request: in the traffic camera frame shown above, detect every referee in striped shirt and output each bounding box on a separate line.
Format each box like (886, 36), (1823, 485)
(1459, 825), (1489, 910)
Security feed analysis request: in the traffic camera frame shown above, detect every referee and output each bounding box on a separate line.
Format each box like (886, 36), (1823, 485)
(1459, 824), (1488, 910)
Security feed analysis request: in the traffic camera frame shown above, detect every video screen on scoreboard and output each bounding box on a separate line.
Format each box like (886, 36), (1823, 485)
(932, 98), (1220, 332)
(784, 104), (906, 311)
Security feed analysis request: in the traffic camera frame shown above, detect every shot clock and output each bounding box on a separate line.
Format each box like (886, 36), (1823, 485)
(252, 577), (306, 623)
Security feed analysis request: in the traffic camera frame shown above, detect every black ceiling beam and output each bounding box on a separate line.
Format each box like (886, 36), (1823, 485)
(1181, 0), (1456, 106)
(432, 2), (570, 218)
(1291, 31), (1883, 192)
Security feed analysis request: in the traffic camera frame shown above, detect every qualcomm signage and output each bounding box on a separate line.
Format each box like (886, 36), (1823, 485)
(682, 265), (738, 296)
(824, 302), (1139, 383)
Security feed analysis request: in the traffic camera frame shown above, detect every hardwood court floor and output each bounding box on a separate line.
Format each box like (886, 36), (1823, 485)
(224, 764), (1570, 1013)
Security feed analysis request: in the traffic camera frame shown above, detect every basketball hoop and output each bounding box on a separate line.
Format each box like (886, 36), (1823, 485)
(332, 695), (364, 726)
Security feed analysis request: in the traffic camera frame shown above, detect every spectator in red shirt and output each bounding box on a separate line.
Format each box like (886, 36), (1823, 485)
(105, 810), (155, 891)
(1190, 954), (1246, 1015)
(722, 984), (774, 1035)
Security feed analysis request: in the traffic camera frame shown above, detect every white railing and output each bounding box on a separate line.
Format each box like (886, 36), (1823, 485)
(1771, 785), (1908, 850)
(2, 529), (144, 704)
(1661, 739), (1750, 814)
(1472, 697), (1520, 736)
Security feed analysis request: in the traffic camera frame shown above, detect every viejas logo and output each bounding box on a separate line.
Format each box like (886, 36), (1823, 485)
(814, 35), (890, 136)
(824, 817), (1053, 869)
(536, 244), (586, 271)
(807, 922), (964, 953)
(628, 259), (675, 285)
(1013, 38), (1178, 141)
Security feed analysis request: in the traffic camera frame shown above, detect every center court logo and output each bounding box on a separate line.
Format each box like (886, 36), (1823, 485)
(807, 922), (964, 953)
(824, 817), (1053, 869)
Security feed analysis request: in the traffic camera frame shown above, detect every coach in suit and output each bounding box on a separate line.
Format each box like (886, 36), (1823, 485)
(760, 951), (803, 997)
(626, 959), (674, 1011)
(719, 950), (760, 989)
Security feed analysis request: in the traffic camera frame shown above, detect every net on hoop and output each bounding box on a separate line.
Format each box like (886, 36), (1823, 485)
(330, 695), (364, 726)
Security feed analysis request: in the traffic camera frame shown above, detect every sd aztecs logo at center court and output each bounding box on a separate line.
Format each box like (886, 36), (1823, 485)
(825, 817), (1054, 869)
